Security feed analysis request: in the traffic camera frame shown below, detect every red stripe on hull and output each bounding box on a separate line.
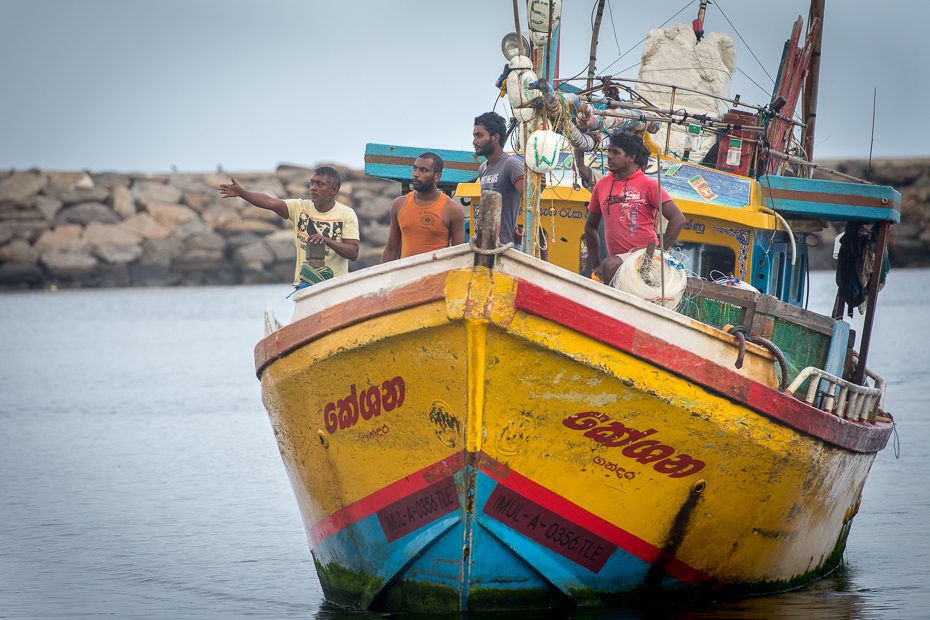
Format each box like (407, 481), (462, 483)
(513, 280), (891, 453)
(478, 454), (718, 586)
(309, 450), (713, 586)
(307, 451), (467, 546)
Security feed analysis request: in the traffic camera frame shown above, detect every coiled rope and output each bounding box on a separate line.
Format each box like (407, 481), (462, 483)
(609, 248), (688, 310)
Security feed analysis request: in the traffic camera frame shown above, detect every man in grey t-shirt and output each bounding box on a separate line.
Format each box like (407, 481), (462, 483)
(473, 112), (525, 246)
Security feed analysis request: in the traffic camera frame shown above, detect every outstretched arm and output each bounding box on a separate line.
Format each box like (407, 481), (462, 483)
(660, 200), (686, 250)
(218, 176), (289, 219)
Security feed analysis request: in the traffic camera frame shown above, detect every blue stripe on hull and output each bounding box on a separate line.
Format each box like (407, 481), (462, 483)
(309, 467), (685, 611)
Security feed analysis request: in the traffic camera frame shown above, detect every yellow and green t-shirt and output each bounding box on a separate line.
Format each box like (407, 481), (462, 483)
(284, 199), (360, 284)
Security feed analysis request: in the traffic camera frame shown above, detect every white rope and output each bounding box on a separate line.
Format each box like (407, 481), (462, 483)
(469, 239), (515, 255)
(610, 248), (688, 310)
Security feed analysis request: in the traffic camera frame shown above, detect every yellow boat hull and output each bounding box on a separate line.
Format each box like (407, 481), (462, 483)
(256, 250), (890, 611)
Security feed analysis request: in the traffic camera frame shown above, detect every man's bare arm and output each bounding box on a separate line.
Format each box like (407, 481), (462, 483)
(218, 176), (289, 219)
(380, 198), (405, 263)
(660, 200), (686, 250)
(584, 211), (602, 271)
(444, 198), (465, 246)
(307, 235), (359, 261)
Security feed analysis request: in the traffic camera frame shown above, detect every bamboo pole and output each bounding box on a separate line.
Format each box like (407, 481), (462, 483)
(587, 0), (606, 90)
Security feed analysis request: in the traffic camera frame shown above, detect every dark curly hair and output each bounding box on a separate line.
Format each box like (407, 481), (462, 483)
(474, 112), (508, 147)
(609, 132), (650, 167)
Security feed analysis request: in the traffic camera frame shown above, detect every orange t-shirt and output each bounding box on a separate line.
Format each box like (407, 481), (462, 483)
(398, 192), (451, 258)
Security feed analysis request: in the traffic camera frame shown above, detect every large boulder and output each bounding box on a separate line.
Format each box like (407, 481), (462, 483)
(90, 172), (132, 188)
(264, 229), (297, 262)
(0, 219), (50, 242)
(146, 202), (198, 231)
(56, 202), (120, 225)
(354, 195), (394, 223)
(182, 192), (212, 212)
(82, 222), (143, 246)
(95, 244), (144, 264)
(361, 222), (390, 247)
(173, 249), (226, 271)
(233, 241), (274, 269)
(166, 175), (214, 194)
(201, 203), (241, 229)
(0, 238), (40, 264)
(111, 185), (136, 218)
(172, 217), (211, 240)
(44, 171), (94, 191)
(0, 170), (46, 207)
(241, 205), (281, 221)
(216, 219), (279, 234)
(184, 230), (227, 253)
(50, 186), (110, 205)
(33, 195), (64, 221)
(119, 213), (170, 240)
(33, 224), (87, 254)
(132, 180), (183, 207)
(140, 236), (182, 267)
(41, 251), (98, 276)
(0, 206), (44, 221)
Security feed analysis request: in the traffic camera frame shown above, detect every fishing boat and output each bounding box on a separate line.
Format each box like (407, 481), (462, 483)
(255, 1), (897, 611)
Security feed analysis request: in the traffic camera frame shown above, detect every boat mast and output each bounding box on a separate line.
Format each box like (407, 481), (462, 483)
(801, 0), (825, 162)
(587, 0), (606, 90)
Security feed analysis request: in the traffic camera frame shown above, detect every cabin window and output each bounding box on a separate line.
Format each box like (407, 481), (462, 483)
(773, 252), (784, 299)
(791, 253), (807, 304)
(672, 242), (737, 281)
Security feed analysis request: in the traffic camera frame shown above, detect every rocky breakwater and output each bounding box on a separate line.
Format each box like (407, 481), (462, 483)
(810, 158), (930, 269)
(0, 166), (400, 289)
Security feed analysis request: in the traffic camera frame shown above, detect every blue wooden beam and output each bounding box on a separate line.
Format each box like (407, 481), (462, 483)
(758, 175), (900, 223)
(365, 143), (483, 187)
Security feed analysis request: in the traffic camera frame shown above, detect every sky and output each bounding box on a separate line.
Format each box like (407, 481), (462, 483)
(1, 0), (927, 173)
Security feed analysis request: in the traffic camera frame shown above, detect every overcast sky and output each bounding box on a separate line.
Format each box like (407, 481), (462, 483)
(1, 0), (927, 173)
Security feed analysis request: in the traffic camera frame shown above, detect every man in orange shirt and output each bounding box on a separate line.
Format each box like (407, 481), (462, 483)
(381, 152), (465, 262)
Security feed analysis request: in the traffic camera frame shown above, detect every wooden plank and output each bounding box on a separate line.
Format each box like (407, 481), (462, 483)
(755, 294), (835, 336)
(685, 278), (758, 307)
(758, 175), (901, 223)
(686, 277), (834, 336)
(364, 143), (483, 186)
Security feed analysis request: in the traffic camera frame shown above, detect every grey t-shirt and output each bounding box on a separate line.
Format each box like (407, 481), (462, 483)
(478, 153), (525, 245)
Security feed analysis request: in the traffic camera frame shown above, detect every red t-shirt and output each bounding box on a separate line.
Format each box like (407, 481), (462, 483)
(589, 169), (671, 255)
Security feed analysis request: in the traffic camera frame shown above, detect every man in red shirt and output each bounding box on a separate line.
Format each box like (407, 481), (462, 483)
(584, 133), (686, 285)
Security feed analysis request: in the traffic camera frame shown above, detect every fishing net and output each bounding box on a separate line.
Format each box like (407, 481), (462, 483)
(679, 294), (831, 390)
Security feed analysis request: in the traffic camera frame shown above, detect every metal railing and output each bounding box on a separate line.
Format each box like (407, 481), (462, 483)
(785, 362), (886, 423)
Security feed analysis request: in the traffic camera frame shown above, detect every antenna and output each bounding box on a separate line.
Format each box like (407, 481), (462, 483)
(866, 88), (876, 182)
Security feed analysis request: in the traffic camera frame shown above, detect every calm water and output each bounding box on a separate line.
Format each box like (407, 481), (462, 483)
(1, 270), (928, 619)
